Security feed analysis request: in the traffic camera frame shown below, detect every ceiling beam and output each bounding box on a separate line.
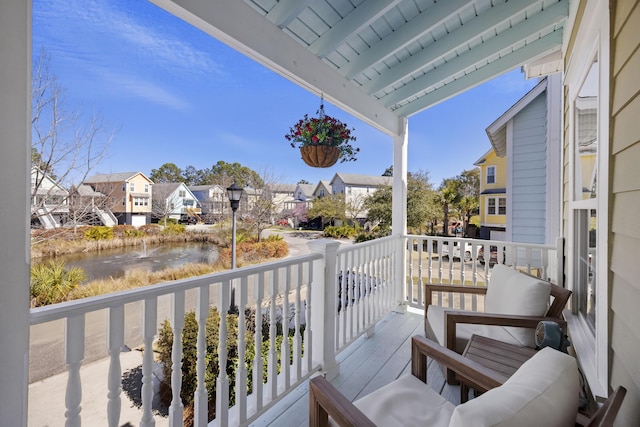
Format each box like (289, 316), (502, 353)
(394, 30), (563, 117)
(265, 0), (315, 29)
(309, 0), (402, 59)
(380, 2), (568, 107)
(365, 0), (567, 95)
(343, 0), (470, 80)
(151, 0), (403, 135)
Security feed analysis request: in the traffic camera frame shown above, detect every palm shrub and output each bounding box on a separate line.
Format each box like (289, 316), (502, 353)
(30, 260), (86, 306)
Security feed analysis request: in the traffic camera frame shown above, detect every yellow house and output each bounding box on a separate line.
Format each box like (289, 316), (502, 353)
(474, 149), (507, 240)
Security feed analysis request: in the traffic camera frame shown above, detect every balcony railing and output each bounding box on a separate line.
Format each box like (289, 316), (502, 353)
(28, 235), (561, 426)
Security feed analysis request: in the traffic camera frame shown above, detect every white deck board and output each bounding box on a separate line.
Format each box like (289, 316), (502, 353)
(249, 310), (463, 427)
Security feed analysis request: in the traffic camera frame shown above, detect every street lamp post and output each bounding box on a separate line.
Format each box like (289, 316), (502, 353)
(227, 182), (243, 312)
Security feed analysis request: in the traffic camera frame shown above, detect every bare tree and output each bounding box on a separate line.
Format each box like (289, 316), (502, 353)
(246, 167), (288, 241)
(31, 48), (115, 232)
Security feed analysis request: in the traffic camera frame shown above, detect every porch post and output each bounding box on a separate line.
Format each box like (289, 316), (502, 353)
(392, 118), (408, 311)
(0, 0), (31, 425)
(308, 239), (341, 380)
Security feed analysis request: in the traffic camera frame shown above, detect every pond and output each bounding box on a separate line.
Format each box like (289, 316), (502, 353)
(42, 242), (219, 283)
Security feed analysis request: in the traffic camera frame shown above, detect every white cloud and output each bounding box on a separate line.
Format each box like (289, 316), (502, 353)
(98, 70), (190, 111)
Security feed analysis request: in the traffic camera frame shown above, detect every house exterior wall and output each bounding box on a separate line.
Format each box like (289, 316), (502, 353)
(608, 0), (640, 424)
(510, 92), (547, 244)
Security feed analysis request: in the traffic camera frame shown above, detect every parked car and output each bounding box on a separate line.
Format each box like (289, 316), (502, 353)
(441, 241), (477, 262)
(178, 215), (197, 225)
(478, 245), (505, 266)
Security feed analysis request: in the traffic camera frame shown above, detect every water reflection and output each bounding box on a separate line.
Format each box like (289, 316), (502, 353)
(44, 242), (219, 283)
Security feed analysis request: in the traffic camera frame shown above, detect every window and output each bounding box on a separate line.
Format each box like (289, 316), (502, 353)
(144, 184), (149, 192)
(498, 198), (506, 215)
(130, 182), (135, 192)
(122, 197), (126, 206)
(486, 166), (496, 184)
(487, 198), (496, 215)
(122, 183), (126, 192)
(487, 197), (506, 215)
(565, 4), (609, 396)
(179, 190), (186, 197)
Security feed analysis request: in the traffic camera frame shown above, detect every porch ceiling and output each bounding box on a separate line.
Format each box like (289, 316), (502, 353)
(151, 0), (568, 136)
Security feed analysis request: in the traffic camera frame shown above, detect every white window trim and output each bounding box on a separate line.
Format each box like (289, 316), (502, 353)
(564, 0), (609, 398)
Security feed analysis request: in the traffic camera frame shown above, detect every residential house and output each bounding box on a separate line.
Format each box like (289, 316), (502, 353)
(329, 173), (392, 223)
(269, 183), (297, 213)
(312, 180), (332, 199)
(151, 183), (200, 223)
(474, 149), (508, 240)
(484, 74), (562, 245)
(83, 172), (153, 226)
(293, 183), (315, 207)
(189, 184), (226, 223)
(30, 166), (69, 229)
(68, 184), (117, 227)
(3, 1), (640, 425)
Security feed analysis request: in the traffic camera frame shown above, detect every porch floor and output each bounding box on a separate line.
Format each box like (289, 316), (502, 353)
(250, 309), (461, 427)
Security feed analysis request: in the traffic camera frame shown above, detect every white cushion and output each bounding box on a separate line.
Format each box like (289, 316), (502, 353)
(485, 266), (551, 347)
(353, 374), (454, 427)
(450, 347), (579, 427)
(426, 305), (522, 352)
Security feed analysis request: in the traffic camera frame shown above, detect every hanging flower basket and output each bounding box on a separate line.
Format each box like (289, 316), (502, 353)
(285, 101), (359, 167)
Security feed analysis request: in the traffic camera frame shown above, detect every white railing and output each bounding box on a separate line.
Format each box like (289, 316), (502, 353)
(404, 235), (563, 310)
(29, 237), (401, 427)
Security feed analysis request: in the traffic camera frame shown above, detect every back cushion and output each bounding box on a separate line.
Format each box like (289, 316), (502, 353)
(485, 266), (551, 347)
(449, 347), (579, 427)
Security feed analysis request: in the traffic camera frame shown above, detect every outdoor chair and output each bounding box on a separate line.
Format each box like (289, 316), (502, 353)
(309, 335), (580, 427)
(424, 264), (572, 383)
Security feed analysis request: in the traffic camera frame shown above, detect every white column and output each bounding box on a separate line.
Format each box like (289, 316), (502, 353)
(392, 118), (408, 311)
(308, 239), (341, 380)
(0, 1), (31, 425)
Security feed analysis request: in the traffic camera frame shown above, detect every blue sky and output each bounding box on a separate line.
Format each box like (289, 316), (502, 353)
(33, 0), (539, 187)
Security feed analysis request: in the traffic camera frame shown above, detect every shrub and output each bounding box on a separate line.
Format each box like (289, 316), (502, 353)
(162, 223), (186, 235)
(30, 260), (86, 306)
(139, 224), (162, 235)
(112, 224), (136, 238)
(323, 225), (356, 239)
(83, 226), (114, 240)
(354, 227), (390, 243)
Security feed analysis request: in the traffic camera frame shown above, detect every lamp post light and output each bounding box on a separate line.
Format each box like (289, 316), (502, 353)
(226, 182), (243, 312)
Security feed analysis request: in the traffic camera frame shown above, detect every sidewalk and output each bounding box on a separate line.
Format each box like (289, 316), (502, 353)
(28, 349), (169, 427)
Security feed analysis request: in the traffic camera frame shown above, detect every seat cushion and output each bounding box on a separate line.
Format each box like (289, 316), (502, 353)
(485, 266), (551, 347)
(352, 374), (454, 427)
(426, 305), (522, 352)
(449, 347), (579, 427)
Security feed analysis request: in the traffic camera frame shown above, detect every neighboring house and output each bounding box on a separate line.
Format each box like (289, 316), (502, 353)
(329, 173), (392, 222)
(152, 183), (200, 223)
(83, 172), (153, 226)
(189, 184), (227, 222)
(484, 74), (562, 245)
(269, 183), (297, 213)
(313, 180), (332, 199)
(293, 183), (316, 207)
(473, 150), (507, 240)
(30, 166), (69, 229)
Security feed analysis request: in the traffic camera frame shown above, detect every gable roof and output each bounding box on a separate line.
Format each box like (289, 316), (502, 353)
(330, 173), (393, 187)
(485, 76), (549, 156)
(84, 172), (151, 184)
(295, 184), (316, 198)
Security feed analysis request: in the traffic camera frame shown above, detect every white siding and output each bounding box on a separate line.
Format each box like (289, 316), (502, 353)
(511, 92), (547, 244)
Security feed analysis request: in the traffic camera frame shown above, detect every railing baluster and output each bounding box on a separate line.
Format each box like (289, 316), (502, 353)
(304, 260), (313, 374)
(65, 314), (85, 427)
(169, 291), (185, 427)
(194, 285), (209, 427)
(216, 279), (230, 427)
(107, 305), (124, 427)
(254, 271), (265, 412)
(140, 297), (157, 427)
(281, 267), (291, 390)
(293, 264), (303, 380)
(268, 271), (278, 401)
(237, 275), (248, 424)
